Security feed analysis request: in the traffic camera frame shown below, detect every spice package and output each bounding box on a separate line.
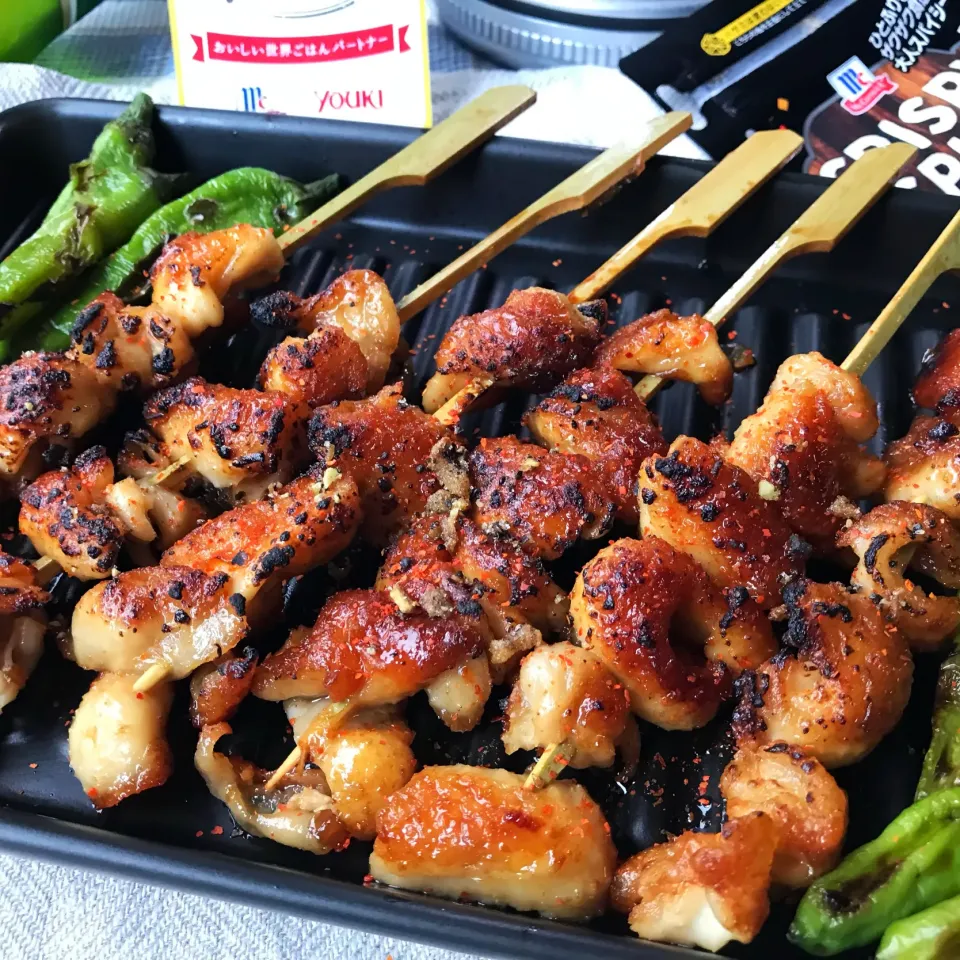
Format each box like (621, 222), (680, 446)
(167, 0), (432, 128)
(621, 0), (960, 194)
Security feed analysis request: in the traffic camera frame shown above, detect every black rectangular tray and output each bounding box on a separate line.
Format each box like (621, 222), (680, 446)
(2, 98), (960, 960)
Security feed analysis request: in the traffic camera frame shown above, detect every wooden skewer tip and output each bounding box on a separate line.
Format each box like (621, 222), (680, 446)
(132, 662), (171, 694)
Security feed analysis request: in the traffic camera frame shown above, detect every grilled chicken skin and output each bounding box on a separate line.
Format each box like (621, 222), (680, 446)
(0, 225), (283, 486)
(421, 287), (603, 415)
(593, 309), (734, 405)
(734, 579), (913, 768)
(611, 813), (777, 952)
(370, 765), (617, 920)
(0, 552), (48, 713)
(525, 366), (666, 525)
(571, 537), (775, 730)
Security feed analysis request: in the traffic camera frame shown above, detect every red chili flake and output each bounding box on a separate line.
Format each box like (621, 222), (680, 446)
(28, 763), (37, 769)
(552, 259), (562, 267)
(195, 830), (204, 838)
(87, 788), (98, 798)
(363, 873), (375, 884)
(727, 330), (738, 341)
(842, 312), (852, 320)
(211, 825), (224, 836)
(136, 692), (144, 700)
(944, 302), (951, 309)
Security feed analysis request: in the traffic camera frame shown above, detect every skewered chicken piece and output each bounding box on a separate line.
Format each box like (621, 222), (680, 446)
(638, 436), (806, 607)
(838, 501), (960, 650)
(734, 579), (913, 768)
(594, 308), (734, 405)
(369, 765), (617, 920)
(189, 647), (259, 728)
(285, 697), (416, 841)
(885, 331), (960, 518)
(610, 812), (777, 952)
(0, 225), (283, 490)
(68, 466), (360, 680)
(0, 552), (48, 713)
(525, 366), (666, 525)
(68, 672), (173, 808)
(194, 722), (349, 854)
(253, 588), (490, 732)
(309, 383), (468, 546)
(719, 740), (848, 888)
(20, 445), (207, 580)
(141, 275), (382, 503)
(724, 352), (885, 550)
(502, 641), (635, 770)
(469, 436), (616, 560)
(571, 537), (775, 730)
(420, 288), (604, 418)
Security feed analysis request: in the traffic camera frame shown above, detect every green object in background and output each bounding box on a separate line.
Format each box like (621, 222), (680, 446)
(917, 628), (960, 800)
(789, 788), (960, 955)
(0, 93), (179, 354)
(0, 0), (103, 63)
(878, 895), (960, 959)
(36, 168), (344, 351)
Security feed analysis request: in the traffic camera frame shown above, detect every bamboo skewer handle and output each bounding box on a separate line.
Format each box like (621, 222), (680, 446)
(568, 129), (805, 305)
(278, 85), (537, 255)
(843, 205), (960, 376)
(635, 142), (917, 401)
(396, 112), (692, 323)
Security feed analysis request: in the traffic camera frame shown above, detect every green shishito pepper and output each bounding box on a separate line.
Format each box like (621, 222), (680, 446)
(917, 631), (960, 801)
(0, 93), (176, 331)
(789, 788), (960, 955)
(32, 168), (342, 353)
(877, 894), (960, 959)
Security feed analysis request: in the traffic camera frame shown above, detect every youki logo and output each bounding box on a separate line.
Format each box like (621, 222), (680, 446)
(240, 86), (267, 112)
(827, 56), (898, 117)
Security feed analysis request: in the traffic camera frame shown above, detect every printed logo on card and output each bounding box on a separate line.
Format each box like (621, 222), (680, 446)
(827, 56), (898, 116)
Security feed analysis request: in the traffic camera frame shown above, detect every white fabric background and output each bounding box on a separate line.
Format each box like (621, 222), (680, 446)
(0, 4), (695, 959)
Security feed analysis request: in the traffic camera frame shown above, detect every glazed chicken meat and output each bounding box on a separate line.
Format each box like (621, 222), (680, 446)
(0, 552), (48, 713)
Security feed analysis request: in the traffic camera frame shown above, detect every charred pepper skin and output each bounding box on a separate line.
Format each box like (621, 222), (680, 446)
(917, 631), (960, 801)
(789, 788), (960, 955)
(0, 94), (177, 347)
(877, 894), (960, 960)
(37, 169), (343, 350)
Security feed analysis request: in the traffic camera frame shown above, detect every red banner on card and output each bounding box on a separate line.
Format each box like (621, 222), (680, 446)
(206, 25), (395, 64)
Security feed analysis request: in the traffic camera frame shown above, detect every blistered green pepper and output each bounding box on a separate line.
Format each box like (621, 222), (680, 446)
(30, 167), (342, 353)
(789, 788), (960, 955)
(878, 894), (960, 959)
(0, 93), (177, 329)
(917, 630), (960, 800)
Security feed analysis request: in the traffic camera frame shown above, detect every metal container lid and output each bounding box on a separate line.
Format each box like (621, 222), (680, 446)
(435, 0), (706, 69)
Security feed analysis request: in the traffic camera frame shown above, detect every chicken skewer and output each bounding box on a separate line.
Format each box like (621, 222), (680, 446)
(424, 140), (911, 422)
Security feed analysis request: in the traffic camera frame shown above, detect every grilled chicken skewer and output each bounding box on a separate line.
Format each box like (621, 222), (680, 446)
(0, 552), (48, 715)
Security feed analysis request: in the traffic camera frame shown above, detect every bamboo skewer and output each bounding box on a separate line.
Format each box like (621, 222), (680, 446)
(395, 112), (693, 323)
(843, 205), (960, 375)
(634, 142), (917, 402)
(277, 85), (538, 255)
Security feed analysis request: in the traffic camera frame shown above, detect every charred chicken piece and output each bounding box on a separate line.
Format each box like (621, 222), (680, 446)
(913, 328), (960, 412)
(734, 579), (913, 768)
(0, 225), (283, 487)
(421, 288), (603, 415)
(594, 309), (734, 405)
(638, 436), (804, 607)
(884, 409), (960, 521)
(611, 813), (777, 952)
(469, 436), (616, 561)
(838, 501), (960, 650)
(525, 366), (666, 525)
(253, 588), (490, 732)
(195, 722), (349, 855)
(725, 352), (884, 550)
(251, 270), (400, 394)
(285, 697), (416, 841)
(370, 765), (617, 920)
(502, 641), (633, 769)
(720, 740), (848, 888)
(68, 672), (173, 809)
(0, 552), (48, 713)
(20, 445), (206, 580)
(571, 537), (775, 730)
(189, 647), (259, 728)
(309, 384), (468, 546)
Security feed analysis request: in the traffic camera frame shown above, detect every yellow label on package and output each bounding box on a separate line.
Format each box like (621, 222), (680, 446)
(168, 0), (432, 128)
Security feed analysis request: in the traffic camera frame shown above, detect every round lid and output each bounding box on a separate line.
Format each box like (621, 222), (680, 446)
(488, 0), (707, 21)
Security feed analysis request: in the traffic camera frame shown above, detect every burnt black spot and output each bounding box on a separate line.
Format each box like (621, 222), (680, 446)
(811, 600), (853, 622)
(640, 488), (657, 505)
(864, 534), (890, 578)
(70, 302), (104, 343)
(167, 580), (184, 600)
(249, 291), (300, 328)
(174, 609), (191, 624)
(190, 265), (205, 287)
(927, 420), (958, 442)
(654, 452), (713, 503)
(229, 593), (246, 616)
(94, 340), (117, 370)
(152, 347), (176, 376)
(786, 534), (813, 563)
(700, 502), (719, 522)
